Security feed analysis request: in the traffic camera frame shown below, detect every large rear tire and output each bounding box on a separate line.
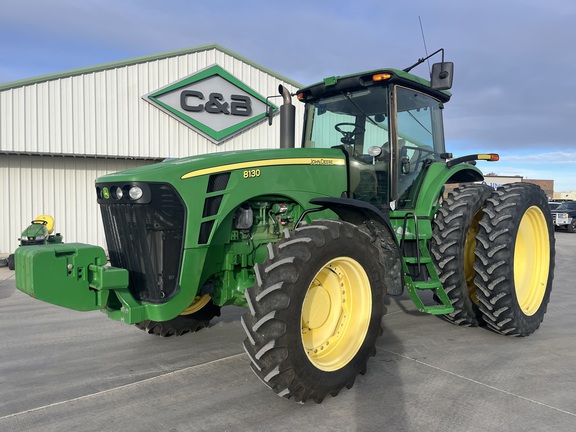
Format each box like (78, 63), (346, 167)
(135, 296), (221, 337)
(431, 184), (492, 326)
(242, 220), (386, 403)
(474, 183), (555, 336)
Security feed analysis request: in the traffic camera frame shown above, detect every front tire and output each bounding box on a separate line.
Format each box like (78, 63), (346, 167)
(135, 296), (221, 337)
(474, 183), (555, 336)
(242, 220), (386, 403)
(7, 254), (15, 271)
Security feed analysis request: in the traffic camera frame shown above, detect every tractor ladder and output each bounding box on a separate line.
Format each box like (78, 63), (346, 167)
(396, 212), (453, 315)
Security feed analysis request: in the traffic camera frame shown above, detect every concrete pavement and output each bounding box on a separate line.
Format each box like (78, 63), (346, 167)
(1, 233), (575, 431)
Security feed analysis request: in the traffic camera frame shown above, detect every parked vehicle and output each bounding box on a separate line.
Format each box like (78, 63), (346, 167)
(551, 201), (576, 232)
(4, 215), (62, 270)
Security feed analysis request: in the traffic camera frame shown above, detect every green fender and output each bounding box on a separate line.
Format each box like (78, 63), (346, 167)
(408, 161), (485, 218)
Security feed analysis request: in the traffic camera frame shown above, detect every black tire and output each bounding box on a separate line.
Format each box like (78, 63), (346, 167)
(431, 184), (492, 326)
(358, 220), (403, 296)
(135, 298), (221, 337)
(7, 254), (15, 271)
(474, 183), (555, 336)
(567, 219), (576, 233)
(242, 220), (386, 403)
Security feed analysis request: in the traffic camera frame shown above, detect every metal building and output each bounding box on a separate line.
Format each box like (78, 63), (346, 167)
(0, 44), (302, 253)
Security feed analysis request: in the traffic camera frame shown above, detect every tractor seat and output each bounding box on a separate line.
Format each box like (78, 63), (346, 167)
(32, 215), (55, 234)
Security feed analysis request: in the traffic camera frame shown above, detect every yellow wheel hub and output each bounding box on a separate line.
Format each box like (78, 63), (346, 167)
(301, 257), (372, 372)
(514, 206), (550, 316)
(180, 294), (211, 315)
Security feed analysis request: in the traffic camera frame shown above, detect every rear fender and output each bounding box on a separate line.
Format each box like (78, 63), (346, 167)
(415, 163), (484, 217)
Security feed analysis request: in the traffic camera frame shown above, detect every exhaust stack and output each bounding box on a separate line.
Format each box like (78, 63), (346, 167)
(278, 85), (295, 148)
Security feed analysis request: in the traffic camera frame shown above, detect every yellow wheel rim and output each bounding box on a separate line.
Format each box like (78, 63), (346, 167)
(514, 206), (550, 316)
(464, 210), (483, 304)
(180, 294), (211, 315)
(301, 257), (372, 372)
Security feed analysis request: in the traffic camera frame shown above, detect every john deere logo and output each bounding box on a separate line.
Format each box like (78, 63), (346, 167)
(144, 65), (276, 143)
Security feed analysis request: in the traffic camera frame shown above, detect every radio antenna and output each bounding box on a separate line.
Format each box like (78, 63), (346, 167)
(418, 16), (431, 75)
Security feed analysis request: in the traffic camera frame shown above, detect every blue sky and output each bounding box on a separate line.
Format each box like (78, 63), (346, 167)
(2, 0), (575, 191)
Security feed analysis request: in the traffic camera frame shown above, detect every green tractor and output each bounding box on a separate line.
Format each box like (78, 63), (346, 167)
(15, 51), (555, 403)
(5, 215), (62, 270)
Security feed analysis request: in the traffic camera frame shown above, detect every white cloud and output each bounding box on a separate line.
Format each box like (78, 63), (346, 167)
(502, 153), (576, 164)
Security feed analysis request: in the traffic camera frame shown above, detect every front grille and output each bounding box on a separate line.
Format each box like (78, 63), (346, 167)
(99, 183), (186, 303)
(552, 214), (557, 224)
(20, 239), (46, 246)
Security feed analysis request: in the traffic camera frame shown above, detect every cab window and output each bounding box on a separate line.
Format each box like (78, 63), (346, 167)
(395, 86), (446, 208)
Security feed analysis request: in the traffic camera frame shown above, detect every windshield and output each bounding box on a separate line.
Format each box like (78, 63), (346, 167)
(302, 86), (389, 153)
(556, 202), (576, 211)
(302, 86), (390, 208)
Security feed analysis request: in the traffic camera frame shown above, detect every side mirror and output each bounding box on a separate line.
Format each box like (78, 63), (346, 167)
(431, 62), (454, 90)
(266, 102), (274, 126)
(401, 156), (411, 175)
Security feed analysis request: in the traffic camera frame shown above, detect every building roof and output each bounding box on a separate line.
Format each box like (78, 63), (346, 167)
(0, 43), (302, 91)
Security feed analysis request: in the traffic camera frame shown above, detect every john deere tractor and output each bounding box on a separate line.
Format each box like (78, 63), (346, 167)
(15, 50), (555, 403)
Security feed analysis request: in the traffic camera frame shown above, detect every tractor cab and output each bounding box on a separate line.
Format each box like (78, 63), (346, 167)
(298, 67), (451, 210)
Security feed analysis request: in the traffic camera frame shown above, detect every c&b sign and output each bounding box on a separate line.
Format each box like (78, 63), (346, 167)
(145, 65), (275, 144)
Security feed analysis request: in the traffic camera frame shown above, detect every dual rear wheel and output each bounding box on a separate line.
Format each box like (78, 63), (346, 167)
(432, 183), (555, 336)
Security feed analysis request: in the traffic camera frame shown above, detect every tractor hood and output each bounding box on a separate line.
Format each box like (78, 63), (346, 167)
(96, 148), (347, 185)
(21, 224), (48, 241)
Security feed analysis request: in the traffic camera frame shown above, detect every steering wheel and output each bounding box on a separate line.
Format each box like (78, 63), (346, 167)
(335, 123), (365, 145)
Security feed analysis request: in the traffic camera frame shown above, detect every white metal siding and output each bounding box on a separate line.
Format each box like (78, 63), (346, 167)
(0, 47), (303, 159)
(0, 155), (154, 253)
(0, 45), (305, 254)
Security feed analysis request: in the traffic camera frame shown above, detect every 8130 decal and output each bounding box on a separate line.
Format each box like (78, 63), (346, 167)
(243, 169), (261, 179)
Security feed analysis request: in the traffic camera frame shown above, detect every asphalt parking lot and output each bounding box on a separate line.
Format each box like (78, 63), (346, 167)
(1, 232), (575, 432)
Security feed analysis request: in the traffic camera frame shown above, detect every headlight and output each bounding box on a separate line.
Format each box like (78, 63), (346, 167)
(561, 213), (569, 219)
(96, 182), (152, 204)
(113, 186), (124, 200)
(128, 186), (143, 200)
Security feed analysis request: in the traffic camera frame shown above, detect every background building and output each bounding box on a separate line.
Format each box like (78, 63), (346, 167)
(482, 174), (554, 199)
(522, 179), (554, 198)
(0, 44), (302, 253)
(553, 191), (576, 200)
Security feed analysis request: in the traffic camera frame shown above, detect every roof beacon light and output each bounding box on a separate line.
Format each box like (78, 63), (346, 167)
(372, 73), (392, 82)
